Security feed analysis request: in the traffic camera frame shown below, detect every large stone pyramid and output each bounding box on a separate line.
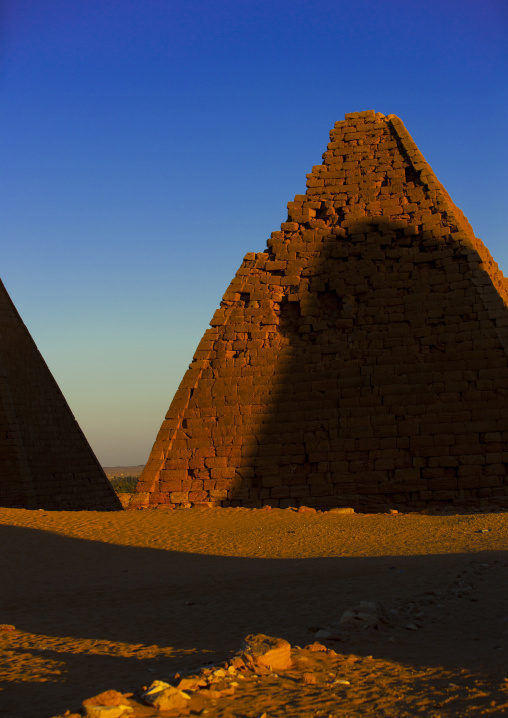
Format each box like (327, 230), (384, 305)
(135, 110), (508, 512)
(0, 278), (121, 510)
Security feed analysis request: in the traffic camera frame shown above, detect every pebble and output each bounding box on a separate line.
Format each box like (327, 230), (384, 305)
(301, 672), (317, 685)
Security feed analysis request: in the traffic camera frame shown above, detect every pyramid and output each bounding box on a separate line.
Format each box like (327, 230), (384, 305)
(0, 278), (121, 510)
(135, 110), (508, 512)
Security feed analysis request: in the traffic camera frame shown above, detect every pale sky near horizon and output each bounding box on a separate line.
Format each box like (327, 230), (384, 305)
(1, 0), (507, 466)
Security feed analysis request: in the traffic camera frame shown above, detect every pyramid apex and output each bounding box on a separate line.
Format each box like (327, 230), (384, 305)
(344, 110), (376, 120)
(334, 111), (386, 130)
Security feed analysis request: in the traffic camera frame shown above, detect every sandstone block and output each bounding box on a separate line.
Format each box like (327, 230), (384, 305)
(141, 681), (190, 711)
(240, 634), (292, 671)
(84, 707), (133, 718)
(169, 491), (189, 503)
(83, 691), (130, 709)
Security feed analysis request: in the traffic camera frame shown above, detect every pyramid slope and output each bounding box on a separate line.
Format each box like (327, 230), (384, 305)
(136, 111), (508, 511)
(0, 279), (121, 510)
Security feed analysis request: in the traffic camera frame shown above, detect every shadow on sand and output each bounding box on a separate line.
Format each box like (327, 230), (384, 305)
(1, 522), (507, 717)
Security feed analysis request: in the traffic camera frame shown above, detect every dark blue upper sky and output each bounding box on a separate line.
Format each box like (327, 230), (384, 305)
(1, 0), (507, 464)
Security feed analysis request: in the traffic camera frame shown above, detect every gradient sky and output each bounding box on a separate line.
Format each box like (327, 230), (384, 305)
(1, 0), (507, 466)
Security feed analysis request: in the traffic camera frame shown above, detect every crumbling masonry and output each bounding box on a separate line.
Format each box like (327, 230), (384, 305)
(135, 111), (508, 511)
(0, 279), (121, 510)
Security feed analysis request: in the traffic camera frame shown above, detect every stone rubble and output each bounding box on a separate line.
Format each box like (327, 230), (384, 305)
(52, 634), (340, 717)
(51, 623), (508, 717)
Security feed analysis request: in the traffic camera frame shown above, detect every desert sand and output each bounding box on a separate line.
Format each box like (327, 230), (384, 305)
(1, 506), (508, 717)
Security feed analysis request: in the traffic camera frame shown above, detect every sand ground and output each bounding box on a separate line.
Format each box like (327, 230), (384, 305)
(1, 506), (508, 717)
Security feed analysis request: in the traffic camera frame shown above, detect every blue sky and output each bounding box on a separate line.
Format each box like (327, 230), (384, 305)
(1, 0), (507, 465)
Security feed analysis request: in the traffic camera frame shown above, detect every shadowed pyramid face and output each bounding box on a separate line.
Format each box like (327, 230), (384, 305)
(135, 110), (508, 513)
(0, 279), (121, 511)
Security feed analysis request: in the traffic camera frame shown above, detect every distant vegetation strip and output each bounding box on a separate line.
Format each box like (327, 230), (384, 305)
(109, 476), (138, 493)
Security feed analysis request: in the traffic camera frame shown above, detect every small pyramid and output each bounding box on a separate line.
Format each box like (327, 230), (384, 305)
(0, 278), (121, 510)
(136, 111), (508, 512)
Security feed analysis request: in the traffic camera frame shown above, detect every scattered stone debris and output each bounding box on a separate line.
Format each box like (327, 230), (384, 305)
(52, 634), (319, 717)
(50, 629), (508, 718)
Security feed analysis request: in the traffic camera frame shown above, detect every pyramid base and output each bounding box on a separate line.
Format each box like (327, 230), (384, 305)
(132, 488), (508, 513)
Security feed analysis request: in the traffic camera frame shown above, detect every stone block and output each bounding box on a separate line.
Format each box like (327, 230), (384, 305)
(170, 492), (189, 503)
